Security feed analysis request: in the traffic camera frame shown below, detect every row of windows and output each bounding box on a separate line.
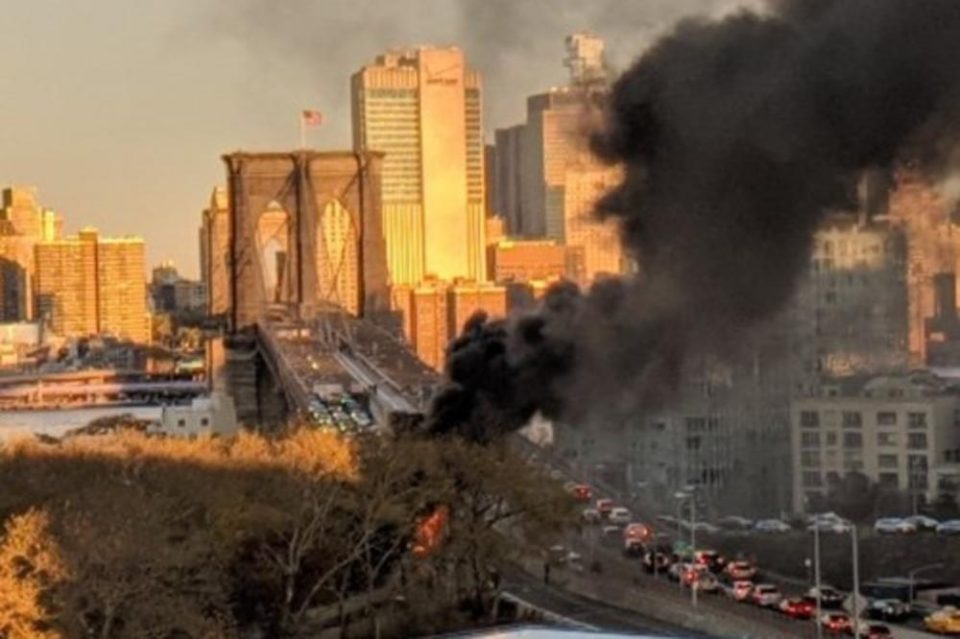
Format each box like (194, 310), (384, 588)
(802, 469), (929, 489)
(800, 410), (928, 428)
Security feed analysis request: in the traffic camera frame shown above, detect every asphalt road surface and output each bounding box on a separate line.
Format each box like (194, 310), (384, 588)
(503, 567), (719, 638)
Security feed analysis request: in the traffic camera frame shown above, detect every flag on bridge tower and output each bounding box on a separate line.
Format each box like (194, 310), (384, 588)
(302, 110), (323, 126)
(299, 109), (323, 147)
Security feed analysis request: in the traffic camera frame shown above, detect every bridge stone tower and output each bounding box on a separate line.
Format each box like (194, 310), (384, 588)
(222, 151), (389, 331)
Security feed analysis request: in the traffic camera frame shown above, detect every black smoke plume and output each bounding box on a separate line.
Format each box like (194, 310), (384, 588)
(427, 0), (960, 441)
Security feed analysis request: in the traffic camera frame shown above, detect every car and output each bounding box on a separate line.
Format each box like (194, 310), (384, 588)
(623, 538), (645, 558)
(820, 612), (853, 635)
(725, 560), (757, 580)
(936, 520), (960, 536)
(691, 571), (720, 593)
(569, 484), (592, 502)
(668, 562), (691, 582)
(727, 580), (754, 602)
(596, 498), (615, 517)
(642, 549), (672, 574)
(853, 621), (892, 638)
(754, 519), (792, 533)
(601, 525), (623, 540)
(867, 598), (911, 622)
(609, 507), (632, 525)
(779, 597), (815, 619)
(693, 549), (726, 573)
(874, 517), (917, 534)
(751, 584), (782, 608)
(716, 515), (754, 531)
(905, 514), (939, 531)
(581, 508), (601, 524)
(807, 586), (846, 609)
(623, 522), (652, 542)
(692, 522), (720, 534)
(809, 519), (853, 534)
(925, 606), (960, 634)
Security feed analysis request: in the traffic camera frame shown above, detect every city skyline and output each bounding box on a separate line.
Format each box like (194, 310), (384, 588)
(0, 0), (745, 278)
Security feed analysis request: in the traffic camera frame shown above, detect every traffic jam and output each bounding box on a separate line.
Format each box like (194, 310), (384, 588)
(559, 481), (960, 637)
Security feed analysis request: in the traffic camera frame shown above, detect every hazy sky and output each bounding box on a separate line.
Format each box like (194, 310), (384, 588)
(0, 0), (748, 278)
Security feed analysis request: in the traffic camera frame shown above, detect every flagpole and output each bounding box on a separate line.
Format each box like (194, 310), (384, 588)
(299, 114), (305, 149)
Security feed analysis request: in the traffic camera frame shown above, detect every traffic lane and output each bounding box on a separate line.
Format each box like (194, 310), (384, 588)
(566, 529), (818, 638)
(503, 566), (713, 637)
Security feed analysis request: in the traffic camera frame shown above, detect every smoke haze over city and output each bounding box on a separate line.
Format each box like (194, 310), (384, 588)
(428, 0), (960, 441)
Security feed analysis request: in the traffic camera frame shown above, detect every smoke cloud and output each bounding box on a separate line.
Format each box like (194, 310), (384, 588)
(427, 0), (960, 441)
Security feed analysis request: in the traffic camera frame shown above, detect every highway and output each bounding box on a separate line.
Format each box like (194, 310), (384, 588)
(503, 566), (715, 637)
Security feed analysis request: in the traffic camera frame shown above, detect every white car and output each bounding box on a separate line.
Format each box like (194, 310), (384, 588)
(725, 560), (757, 580)
(808, 519), (853, 534)
(936, 519), (960, 536)
(609, 507), (632, 525)
(905, 515), (939, 531)
(754, 519), (792, 533)
(874, 517), (917, 534)
(751, 583), (783, 608)
(581, 508), (601, 524)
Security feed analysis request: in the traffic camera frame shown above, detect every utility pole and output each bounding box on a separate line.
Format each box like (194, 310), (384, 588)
(851, 524), (860, 629)
(814, 524), (822, 639)
(690, 492), (698, 610)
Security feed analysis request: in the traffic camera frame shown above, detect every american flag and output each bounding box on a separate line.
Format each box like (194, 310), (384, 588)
(302, 109), (323, 126)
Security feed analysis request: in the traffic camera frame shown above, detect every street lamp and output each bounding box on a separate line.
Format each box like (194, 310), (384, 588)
(674, 488), (698, 610)
(908, 562), (944, 605)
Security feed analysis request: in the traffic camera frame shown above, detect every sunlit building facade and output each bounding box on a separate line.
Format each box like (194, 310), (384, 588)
(351, 46), (486, 286)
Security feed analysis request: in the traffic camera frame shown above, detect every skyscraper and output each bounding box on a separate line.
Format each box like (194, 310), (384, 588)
(0, 186), (63, 320)
(351, 46), (486, 286)
(199, 186), (230, 317)
(35, 228), (149, 343)
(491, 34), (624, 286)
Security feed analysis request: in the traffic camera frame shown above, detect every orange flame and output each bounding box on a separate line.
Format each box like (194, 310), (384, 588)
(412, 505), (449, 557)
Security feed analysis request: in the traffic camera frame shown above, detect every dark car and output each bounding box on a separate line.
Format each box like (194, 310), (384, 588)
(867, 598), (910, 622)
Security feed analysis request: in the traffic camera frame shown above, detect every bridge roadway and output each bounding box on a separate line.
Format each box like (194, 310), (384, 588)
(255, 316), (434, 425)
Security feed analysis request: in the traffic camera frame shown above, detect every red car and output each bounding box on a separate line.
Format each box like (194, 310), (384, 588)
(570, 484), (592, 502)
(778, 597), (814, 619)
(856, 623), (892, 639)
(820, 612), (852, 635)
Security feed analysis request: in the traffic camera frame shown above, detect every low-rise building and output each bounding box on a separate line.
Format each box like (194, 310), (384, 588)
(790, 371), (960, 512)
(151, 392), (238, 439)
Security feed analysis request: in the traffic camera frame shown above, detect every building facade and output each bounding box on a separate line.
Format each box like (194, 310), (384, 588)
(488, 239), (567, 283)
(35, 228), (149, 343)
(791, 372), (960, 512)
(200, 186), (230, 318)
(789, 215), (909, 393)
(351, 46), (486, 286)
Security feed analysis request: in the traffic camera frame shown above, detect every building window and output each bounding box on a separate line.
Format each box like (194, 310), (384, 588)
(908, 412), (928, 429)
(801, 432), (820, 447)
(907, 433), (928, 450)
(177, 419), (185, 428)
(200, 418), (209, 427)
(842, 411), (863, 428)
(877, 411), (897, 426)
(877, 454), (898, 469)
(802, 471), (823, 488)
(800, 411), (820, 428)
(908, 473), (929, 490)
(878, 473), (900, 488)
(877, 432), (897, 447)
(801, 451), (821, 468)
(908, 454), (928, 473)
(843, 432), (863, 448)
(826, 432), (838, 446)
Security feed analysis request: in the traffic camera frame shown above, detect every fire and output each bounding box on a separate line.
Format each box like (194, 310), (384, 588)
(412, 505), (449, 557)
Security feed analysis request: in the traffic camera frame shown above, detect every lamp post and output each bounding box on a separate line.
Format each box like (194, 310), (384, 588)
(850, 523), (860, 630)
(674, 489), (698, 610)
(813, 523), (822, 639)
(909, 562), (944, 605)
